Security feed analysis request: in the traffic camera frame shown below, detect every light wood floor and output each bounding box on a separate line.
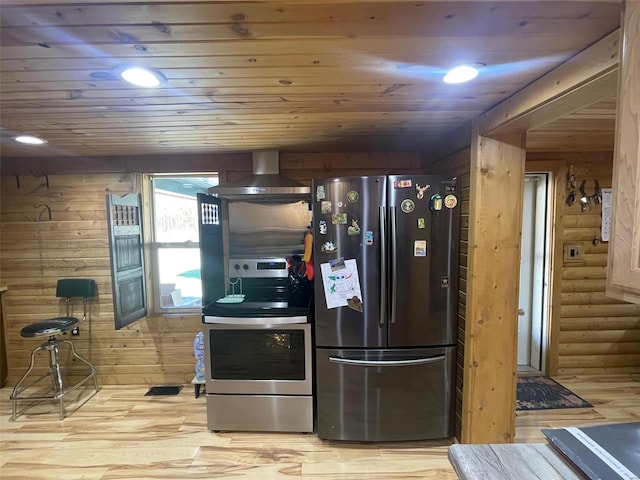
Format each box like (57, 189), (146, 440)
(1, 374), (639, 480)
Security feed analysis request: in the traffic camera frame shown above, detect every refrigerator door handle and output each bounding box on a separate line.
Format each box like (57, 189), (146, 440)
(379, 206), (387, 325)
(328, 355), (446, 367)
(390, 206), (398, 324)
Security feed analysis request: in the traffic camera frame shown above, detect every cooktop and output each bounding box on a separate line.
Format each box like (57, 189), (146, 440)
(202, 300), (311, 319)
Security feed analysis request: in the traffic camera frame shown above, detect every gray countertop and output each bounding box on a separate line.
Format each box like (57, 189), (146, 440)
(448, 443), (585, 480)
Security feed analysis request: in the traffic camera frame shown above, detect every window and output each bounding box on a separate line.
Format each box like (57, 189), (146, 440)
(149, 175), (219, 312)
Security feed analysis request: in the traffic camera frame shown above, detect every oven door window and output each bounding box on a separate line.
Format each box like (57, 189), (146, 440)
(210, 329), (306, 380)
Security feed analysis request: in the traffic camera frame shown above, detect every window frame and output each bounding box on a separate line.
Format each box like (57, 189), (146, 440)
(142, 173), (218, 315)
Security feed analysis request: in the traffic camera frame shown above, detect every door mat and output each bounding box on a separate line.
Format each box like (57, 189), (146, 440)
(516, 376), (592, 411)
(145, 385), (183, 396)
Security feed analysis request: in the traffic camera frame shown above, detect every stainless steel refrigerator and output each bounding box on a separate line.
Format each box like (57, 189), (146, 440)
(312, 175), (460, 441)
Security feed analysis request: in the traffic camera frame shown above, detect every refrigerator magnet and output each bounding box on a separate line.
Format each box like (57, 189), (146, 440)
(332, 213), (347, 225)
(414, 240), (427, 257)
(329, 257), (346, 271)
(364, 231), (374, 245)
(347, 295), (363, 313)
(316, 185), (326, 201)
(417, 217), (425, 229)
(445, 184), (457, 193)
(430, 194), (443, 211)
(321, 201), (332, 214)
(319, 220), (327, 234)
(444, 194), (458, 209)
(416, 184), (430, 200)
(347, 219), (361, 236)
(321, 241), (337, 253)
(400, 199), (415, 213)
(393, 179), (412, 189)
(347, 190), (359, 202)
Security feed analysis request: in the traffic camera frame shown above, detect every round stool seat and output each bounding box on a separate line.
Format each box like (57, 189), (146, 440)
(20, 317), (79, 338)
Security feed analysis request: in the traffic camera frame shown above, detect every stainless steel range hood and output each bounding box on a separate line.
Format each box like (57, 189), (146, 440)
(209, 151), (310, 201)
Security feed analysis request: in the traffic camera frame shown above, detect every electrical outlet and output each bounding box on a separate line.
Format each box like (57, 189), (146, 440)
(71, 326), (80, 336)
(564, 244), (584, 263)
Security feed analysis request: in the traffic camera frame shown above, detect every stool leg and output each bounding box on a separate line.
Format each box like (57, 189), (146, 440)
(48, 343), (66, 420)
(63, 340), (99, 393)
(10, 344), (46, 421)
(49, 343), (64, 393)
(11, 338), (100, 421)
(92, 371), (99, 392)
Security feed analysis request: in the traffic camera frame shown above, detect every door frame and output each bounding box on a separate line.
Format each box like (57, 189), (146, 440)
(524, 160), (567, 376)
(518, 172), (553, 374)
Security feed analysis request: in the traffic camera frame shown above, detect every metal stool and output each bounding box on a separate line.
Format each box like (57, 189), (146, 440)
(10, 279), (100, 420)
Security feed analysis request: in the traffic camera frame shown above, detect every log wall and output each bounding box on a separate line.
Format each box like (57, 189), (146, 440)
(529, 152), (640, 375)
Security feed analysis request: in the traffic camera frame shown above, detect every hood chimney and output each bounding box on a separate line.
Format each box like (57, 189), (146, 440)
(208, 151), (310, 201)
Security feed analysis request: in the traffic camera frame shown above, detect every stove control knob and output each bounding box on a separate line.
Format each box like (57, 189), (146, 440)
(242, 264), (249, 271)
(233, 263), (241, 271)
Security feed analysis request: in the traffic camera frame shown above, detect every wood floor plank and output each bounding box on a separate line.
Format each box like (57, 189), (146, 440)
(1, 464), (110, 480)
(0, 375), (638, 479)
(514, 374), (640, 443)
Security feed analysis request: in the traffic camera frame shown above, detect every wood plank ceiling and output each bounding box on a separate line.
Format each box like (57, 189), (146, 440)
(0, 0), (621, 158)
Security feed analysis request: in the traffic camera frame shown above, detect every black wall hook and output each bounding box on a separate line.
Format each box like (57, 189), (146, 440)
(12, 173), (20, 189)
(33, 203), (52, 221)
(31, 171), (49, 188)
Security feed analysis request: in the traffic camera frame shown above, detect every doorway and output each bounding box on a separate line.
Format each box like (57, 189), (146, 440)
(517, 173), (552, 374)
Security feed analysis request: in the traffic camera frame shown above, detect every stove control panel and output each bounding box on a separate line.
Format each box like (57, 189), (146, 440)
(228, 258), (289, 278)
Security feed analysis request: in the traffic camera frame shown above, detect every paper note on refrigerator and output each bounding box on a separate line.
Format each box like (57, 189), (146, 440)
(320, 259), (363, 310)
(601, 187), (612, 242)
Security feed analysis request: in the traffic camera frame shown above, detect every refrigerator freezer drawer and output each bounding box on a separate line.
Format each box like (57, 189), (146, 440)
(316, 346), (456, 441)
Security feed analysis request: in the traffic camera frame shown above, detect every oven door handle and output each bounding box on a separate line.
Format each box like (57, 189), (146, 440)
(328, 355), (445, 367)
(204, 316), (308, 325)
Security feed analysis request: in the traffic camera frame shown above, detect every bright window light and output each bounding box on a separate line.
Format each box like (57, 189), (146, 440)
(443, 65), (480, 84)
(15, 135), (46, 145)
(120, 67), (164, 87)
(150, 175), (219, 311)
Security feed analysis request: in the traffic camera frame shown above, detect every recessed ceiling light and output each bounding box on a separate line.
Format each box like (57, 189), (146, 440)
(14, 134), (47, 145)
(119, 66), (165, 88)
(443, 64), (481, 84)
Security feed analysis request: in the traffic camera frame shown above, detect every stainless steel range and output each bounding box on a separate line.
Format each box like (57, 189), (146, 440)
(201, 258), (314, 433)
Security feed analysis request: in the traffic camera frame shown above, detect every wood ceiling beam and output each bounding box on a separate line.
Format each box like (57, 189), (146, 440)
(478, 29), (620, 136)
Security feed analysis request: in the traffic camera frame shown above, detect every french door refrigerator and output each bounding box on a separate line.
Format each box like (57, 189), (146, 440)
(312, 175), (460, 441)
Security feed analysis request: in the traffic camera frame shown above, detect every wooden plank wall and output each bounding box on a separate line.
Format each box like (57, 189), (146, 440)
(0, 151), (422, 386)
(3, 150), (637, 388)
(0, 172), (198, 385)
(529, 152), (640, 376)
(424, 147), (471, 442)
